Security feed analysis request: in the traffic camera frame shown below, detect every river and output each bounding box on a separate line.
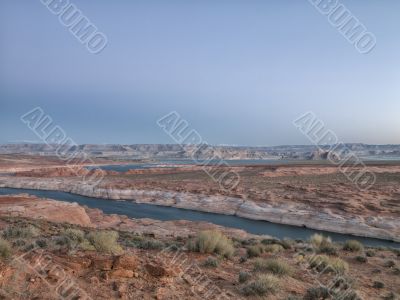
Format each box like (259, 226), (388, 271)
(0, 187), (398, 248)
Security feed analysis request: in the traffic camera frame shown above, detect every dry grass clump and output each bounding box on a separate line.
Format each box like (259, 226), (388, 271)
(247, 244), (264, 258)
(0, 238), (12, 260)
(304, 286), (330, 300)
(189, 230), (234, 258)
(203, 256), (219, 267)
(310, 234), (337, 255)
(247, 243), (283, 258)
(63, 228), (85, 242)
(264, 244), (284, 253)
(136, 239), (165, 250)
(355, 255), (367, 263)
(238, 271), (251, 283)
(366, 249), (376, 257)
(254, 258), (292, 276)
(241, 274), (280, 296)
(383, 259), (396, 268)
(87, 230), (123, 255)
(343, 240), (364, 252)
(309, 254), (349, 274)
(3, 224), (40, 239)
(310, 234), (330, 248)
(261, 238), (292, 249)
(56, 228), (96, 251)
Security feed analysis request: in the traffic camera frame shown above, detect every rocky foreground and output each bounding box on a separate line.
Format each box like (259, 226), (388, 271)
(0, 194), (399, 299)
(0, 194), (255, 239)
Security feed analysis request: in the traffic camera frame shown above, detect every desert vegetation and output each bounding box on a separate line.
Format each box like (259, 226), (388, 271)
(0, 217), (398, 299)
(241, 274), (280, 296)
(187, 230), (235, 258)
(343, 240), (364, 252)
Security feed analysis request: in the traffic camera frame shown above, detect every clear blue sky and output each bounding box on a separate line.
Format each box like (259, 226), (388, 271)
(1, 0), (399, 145)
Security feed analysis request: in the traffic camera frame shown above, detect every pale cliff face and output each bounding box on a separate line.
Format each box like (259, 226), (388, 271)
(1, 143), (400, 160)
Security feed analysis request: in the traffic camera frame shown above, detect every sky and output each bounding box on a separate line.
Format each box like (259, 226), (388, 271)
(0, 0), (399, 146)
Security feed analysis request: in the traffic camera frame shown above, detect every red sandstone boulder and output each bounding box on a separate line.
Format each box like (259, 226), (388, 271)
(113, 254), (139, 271)
(91, 256), (114, 271)
(109, 269), (134, 279)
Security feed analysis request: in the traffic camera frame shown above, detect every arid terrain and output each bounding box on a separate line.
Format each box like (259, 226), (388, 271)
(1, 154), (399, 241)
(0, 153), (399, 299)
(0, 194), (399, 299)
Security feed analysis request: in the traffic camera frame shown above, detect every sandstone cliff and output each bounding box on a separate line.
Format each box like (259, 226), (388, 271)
(0, 176), (398, 242)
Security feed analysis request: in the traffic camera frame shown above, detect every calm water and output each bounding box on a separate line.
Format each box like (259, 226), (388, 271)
(0, 187), (398, 248)
(89, 159), (296, 172)
(86, 164), (155, 172)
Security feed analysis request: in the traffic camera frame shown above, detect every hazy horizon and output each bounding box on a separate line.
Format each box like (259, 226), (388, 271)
(1, 0), (399, 145)
(2, 141), (400, 148)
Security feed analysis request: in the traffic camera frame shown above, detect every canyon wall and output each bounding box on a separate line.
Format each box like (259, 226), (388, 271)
(0, 176), (399, 242)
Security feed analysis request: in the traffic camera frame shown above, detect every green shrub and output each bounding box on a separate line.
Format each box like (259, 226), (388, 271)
(23, 243), (35, 252)
(187, 239), (197, 252)
(55, 235), (73, 247)
(189, 230), (234, 258)
(241, 274), (280, 296)
(87, 230), (123, 255)
(343, 240), (363, 252)
(261, 238), (291, 249)
(3, 225), (40, 239)
(136, 239), (165, 250)
(383, 260), (395, 268)
(55, 229), (88, 250)
(264, 244), (284, 253)
(165, 242), (180, 251)
(36, 239), (48, 248)
(254, 258), (292, 276)
(309, 255), (349, 274)
(261, 238), (280, 245)
(304, 286), (330, 300)
(241, 238), (259, 246)
(12, 239), (26, 248)
(280, 239), (293, 250)
(0, 238), (12, 260)
(365, 249), (375, 257)
(239, 256), (247, 263)
(318, 241), (338, 255)
(372, 281), (384, 289)
(203, 257), (219, 268)
(238, 271), (251, 283)
(63, 228), (85, 243)
(120, 235), (144, 248)
(355, 255), (367, 263)
(247, 245), (264, 258)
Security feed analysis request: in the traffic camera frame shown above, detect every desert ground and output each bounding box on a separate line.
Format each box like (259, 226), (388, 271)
(1, 155), (399, 241)
(0, 154), (399, 299)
